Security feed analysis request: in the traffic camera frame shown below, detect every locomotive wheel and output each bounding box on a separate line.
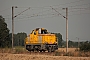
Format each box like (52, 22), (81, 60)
(43, 50), (45, 52)
(40, 50), (42, 52)
(48, 47), (52, 52)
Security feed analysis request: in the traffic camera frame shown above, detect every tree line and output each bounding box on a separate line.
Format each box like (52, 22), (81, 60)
(0, 16), (27, 48)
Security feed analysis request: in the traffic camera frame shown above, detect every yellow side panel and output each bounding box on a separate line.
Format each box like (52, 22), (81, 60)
(42, 35), (56, 44)
(30, 34), (38, 44)
(26, 34), (56, 44)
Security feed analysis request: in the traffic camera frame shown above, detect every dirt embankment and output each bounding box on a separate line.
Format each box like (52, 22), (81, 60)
(0, 53), (90, 60)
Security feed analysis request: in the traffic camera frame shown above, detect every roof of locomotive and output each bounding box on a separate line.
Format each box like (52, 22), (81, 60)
(35, 28), (47, 31)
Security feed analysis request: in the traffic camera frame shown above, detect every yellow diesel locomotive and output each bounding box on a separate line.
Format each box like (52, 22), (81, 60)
(25, 28), (58, 52)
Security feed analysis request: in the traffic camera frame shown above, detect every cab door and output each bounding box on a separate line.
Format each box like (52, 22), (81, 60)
(30, 30), (38, 43)
(33, 30), (38, 43)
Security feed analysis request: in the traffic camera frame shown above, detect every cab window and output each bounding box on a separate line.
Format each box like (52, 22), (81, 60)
(41, 29), (48, 34)
(34, 31), (36, 35)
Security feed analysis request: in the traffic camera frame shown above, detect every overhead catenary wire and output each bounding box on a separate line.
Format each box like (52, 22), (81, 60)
(4, 6), (90, 19)
(8, 10), (90, 22)
(15, 14), (58, 22)
(68, 3), (90, 8)
(0, 0), (85, 14)
(4, 7), (90, 21)
(2, 7), (52, 20)
(13, 7), (30, 18)
(1, 0), (90, 22)
(51, 6), (66, 18)
(13, 0), (84, 9)
(1, 0), (88, 14)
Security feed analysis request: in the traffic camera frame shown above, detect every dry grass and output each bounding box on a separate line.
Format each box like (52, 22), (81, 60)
(0, 47), (90, 57)
(55, 48), (90, 57)
(0, 46), (27, 54)
(58, 48), (77, 52)
(0, 48), (90, 60)
(0, 53), (90, 60)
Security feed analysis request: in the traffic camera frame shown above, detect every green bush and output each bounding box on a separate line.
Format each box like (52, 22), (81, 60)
(79, 41), (90, 52)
